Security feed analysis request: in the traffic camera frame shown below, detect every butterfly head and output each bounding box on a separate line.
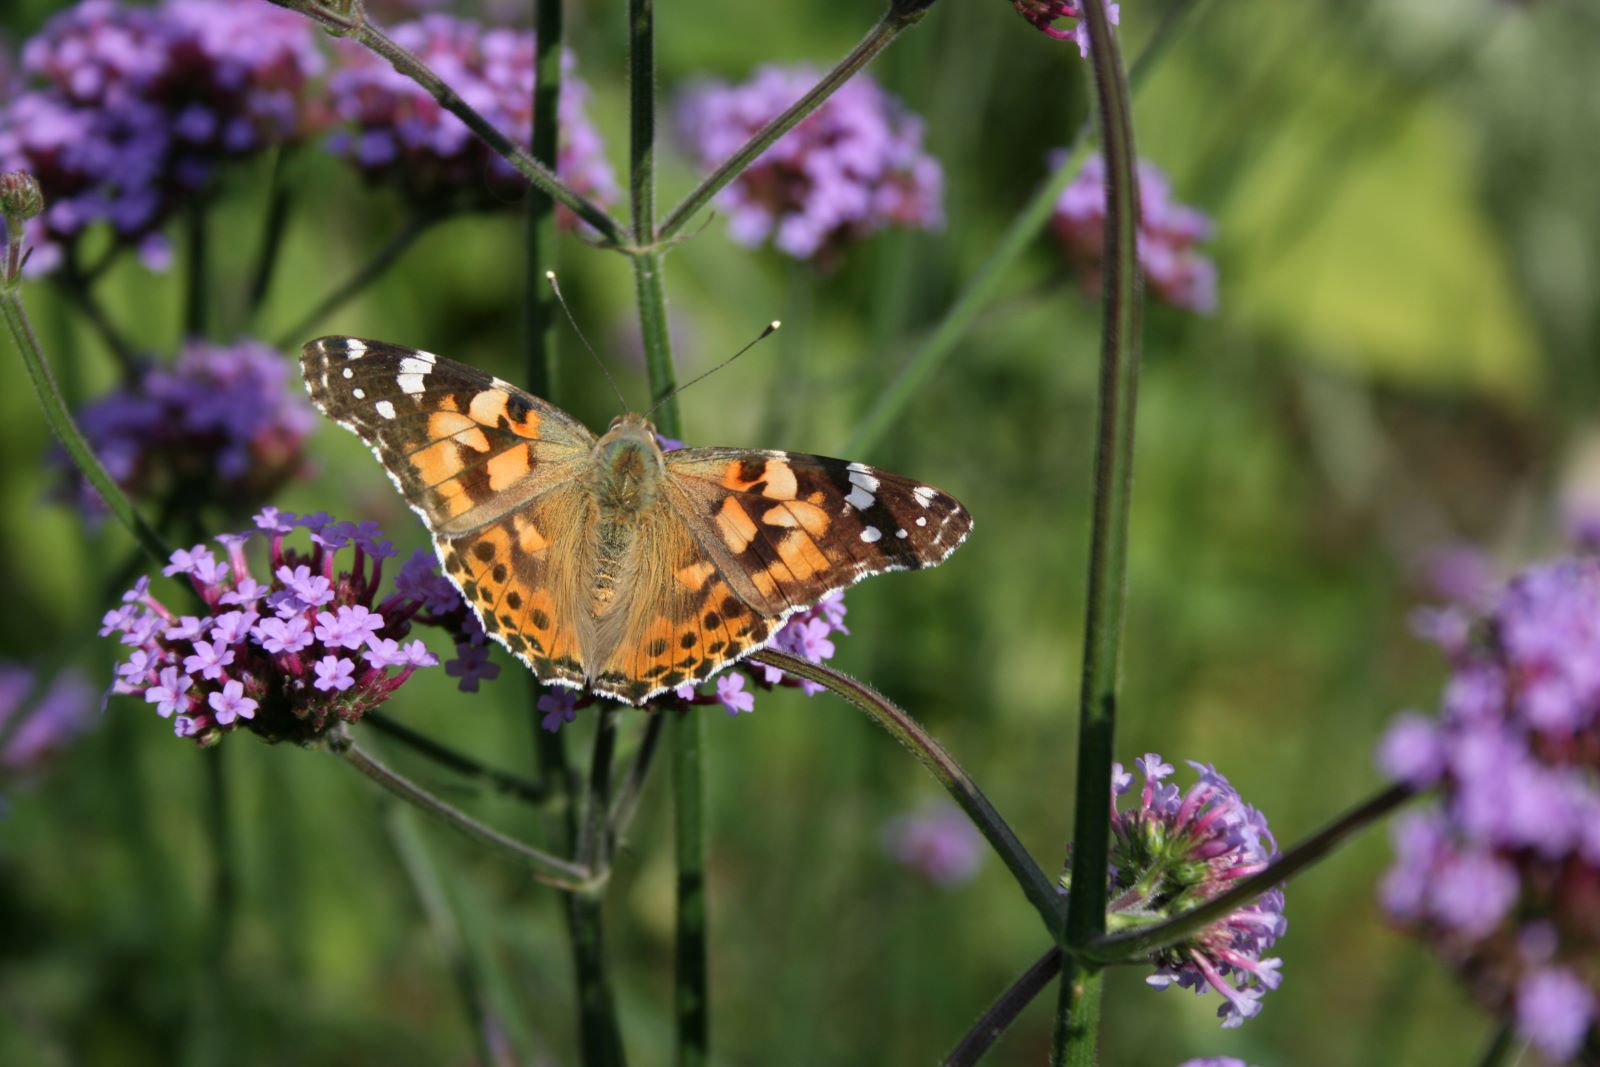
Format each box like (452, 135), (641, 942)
(593, 412), (666, 511)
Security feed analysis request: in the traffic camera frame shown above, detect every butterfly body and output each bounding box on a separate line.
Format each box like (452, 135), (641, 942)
(301, 337), (972, 705)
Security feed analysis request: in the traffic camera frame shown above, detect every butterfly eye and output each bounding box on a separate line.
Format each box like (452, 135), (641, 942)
(606, 415), (628, 431)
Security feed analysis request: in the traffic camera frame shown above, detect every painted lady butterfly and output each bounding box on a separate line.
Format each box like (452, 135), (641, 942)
(301, 337), (972, 704)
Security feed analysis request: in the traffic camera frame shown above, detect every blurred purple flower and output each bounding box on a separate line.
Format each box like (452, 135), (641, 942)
(102, 511), (480, 748)
(676, 66), (943, 265)
(1010, 1), (1120, 56)
(537, 688), (577, 733)
(0, 664), (97, 774)
(1377, 549), (1600, 1060)
(883, 802), (983, 887)
(1, 0), (324, 275)
(53, 337), (314, 520)
(325, 15), (616, 218)
(1175, 1060), (1255, 1067)
(1073, 754), (1285, 1029)
(1050, 152), (1217, 314)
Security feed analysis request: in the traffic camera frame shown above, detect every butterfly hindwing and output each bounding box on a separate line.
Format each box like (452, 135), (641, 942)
(301, 337), (594, 534)
(662, 448), (972, 616)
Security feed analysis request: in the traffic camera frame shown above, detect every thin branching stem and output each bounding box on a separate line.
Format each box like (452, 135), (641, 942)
(364, 710), (549, 805)
(656, 0), (940, 243)
(607, 712), (666, 850)
(279, 1), (628, 247)
(524, 0), (564, 398)
(272, 213), (439, 349)
(942, 948), (1062, 1067)
(1052, 0), (1143, 1060)
(848, 0), (1202, 456)
(752, 650), (1063, 934)
(1474, 1023), (1527, 1067)
(330, 731), (593, 889)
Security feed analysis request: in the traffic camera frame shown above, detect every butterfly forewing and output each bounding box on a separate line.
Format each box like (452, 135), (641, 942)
(301, 337), (594, 535)
(662, 448), (972, 616)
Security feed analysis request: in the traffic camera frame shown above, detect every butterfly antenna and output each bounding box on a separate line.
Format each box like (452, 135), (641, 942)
(546, 271), (629, 412)
(646, 320), (781, 419)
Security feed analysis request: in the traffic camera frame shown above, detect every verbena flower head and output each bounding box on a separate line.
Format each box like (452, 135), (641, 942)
(1065, 754), (1285, 1028)
(0, 663), (96, 777)
(1010, 1), (1120, 56)
(676, 66), (943, 264)
(883, 802), (984, 886)
(54, 338), (315, 520)
(0, 0), (324, 275)
(1377, 551), (1600, 1063)
(325, 15), (616, 217)
(103, 510), (492, 747)
(1050, 152), (1218, 314)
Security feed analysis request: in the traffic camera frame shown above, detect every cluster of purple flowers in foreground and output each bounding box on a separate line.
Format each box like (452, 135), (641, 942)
(1068, 754), (1284, 1028)
(1051, 152), (1217, 314)
(103, 510), (494, 747)
(1377, 552), (1600, 1063)
(0, 0), (323, 274)
(1010, 1), (1120, 56)
(56, 338), (314, 520)
(0, 663), (95, 778)
(883, 802), (984, 887)
(326, 15), (616, 216)
(676, 66), (943, 264)
(536, 591), (852, 731)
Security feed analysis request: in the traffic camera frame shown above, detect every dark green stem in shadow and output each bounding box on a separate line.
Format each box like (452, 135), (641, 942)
(607, 711), (665, 850)
(1052, 0), (1142, 1061)
(848, 0), (1201, 456)
(365, 710), (549, 804)
(752, 650), (1062, 934)
(246, 150), (297, 325)
(943, 947), (1061, 1067)
(525, 0), (564, 398)
(185, 199), (208, 340)
(1474, 1023), (1526, 1067)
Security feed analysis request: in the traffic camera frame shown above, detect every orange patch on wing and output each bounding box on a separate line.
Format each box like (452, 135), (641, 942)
(775, 530), (829, 581)
(485, 445), (532, 491)
(427, 411), (477, 441)
(411, 439), (468, 488)
(513, 514), (549, 556)
(468, 389), (510, 427)
(715, 497), (758, 553)
(751, 569), (778, 600)
(759, 460), (797, 500)
(509, 408), (541, 438)
(762, 500), (830, 538)
(675, 559), (716, 591)
(457, 427), (491, 453)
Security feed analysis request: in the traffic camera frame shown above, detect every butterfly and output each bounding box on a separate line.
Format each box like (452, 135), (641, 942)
(300, 337), (972, 705)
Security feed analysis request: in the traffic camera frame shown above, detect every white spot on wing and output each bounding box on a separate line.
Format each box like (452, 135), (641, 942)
(352, 388), (365, 399)
(916, 516), (927, 527)
(397, 373), (426, 395)
(345, 339), (367, 357)
(896, 528), (908, 538)
(399, 356), (433, 377)
(845, 485), (874, 511)
(375, 400), (396, 420)
(860, 526), (882, 543)
(342, 368), (353, 379)
(912, 485), (937, 508)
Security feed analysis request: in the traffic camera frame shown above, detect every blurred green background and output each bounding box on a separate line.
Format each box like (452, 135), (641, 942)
(3, 0), (1599, 1064)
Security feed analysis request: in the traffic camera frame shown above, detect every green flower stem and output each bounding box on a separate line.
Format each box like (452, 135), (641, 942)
(330, 730), (594, 890)
(364, 710), (549, 805)
(607, 711), (666, 850)
(245, 150), (297, 325)
(1081, 781), (1416, 965)
(1, 284), (171, 566)
(579, 706), (620, 868)
(524, 0), (565, 398)
(1052, 0), (1143, 1061)
(655, 0), (939, 244)
(387, 805), (507, 1067)
(184, 199), (209, 339)
(281, 1), (627, 247)
(1475, 1023), (1526, 1067)
(847, 0), (1202, 457)
(55, 265), (139, 376)
(752, 650), (1063, 934)
(272, 212), (439, 350)
(942, 947), (1062, 1067)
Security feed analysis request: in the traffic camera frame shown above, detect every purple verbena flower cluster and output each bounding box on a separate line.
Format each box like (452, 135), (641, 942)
(1010, 1), (1121, 56)
(882, 802), (984, 887)
(1377, 552), (1600, 1063)
(0, 663), (96, 777)
(325, 15), (616, 217)
(537, 591), (851, 730)
(1071, 754), (1285, 1028)
(676, 66), (943, 264)
(103, 509), (493, 747)
(55, 338), (315, 520)
(0, 0), (324, 275)
(1051, 152), (1218, 315)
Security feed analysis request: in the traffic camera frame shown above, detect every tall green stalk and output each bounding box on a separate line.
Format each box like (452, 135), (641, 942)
(1051, 0), (1143, 1062)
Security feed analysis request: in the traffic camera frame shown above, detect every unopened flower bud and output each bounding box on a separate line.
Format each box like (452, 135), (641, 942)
(0, 172), (44, 223)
